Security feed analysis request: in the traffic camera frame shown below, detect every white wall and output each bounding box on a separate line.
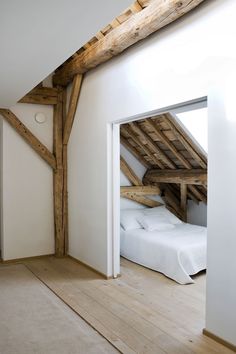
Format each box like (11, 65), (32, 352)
(0, 103), (54, 260)
(188, 201), (207, 227)
(68, 0), (236, 345)
(206, 78), (236, 345)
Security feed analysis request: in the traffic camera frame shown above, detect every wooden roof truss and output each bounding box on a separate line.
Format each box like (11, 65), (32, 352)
(120, 113), (208, 221)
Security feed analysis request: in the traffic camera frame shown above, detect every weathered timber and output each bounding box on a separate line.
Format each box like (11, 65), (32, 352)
(123, 193), (163, 207)
(120, 156), (143, 186)
(53, 0), (205, 85)
(121, 185), (160, 196)
(19, 87), (59, 105)
(63, 74), (83, 145)
(0, 109), (56, 169)
(53, 89), (64, 256)
(144, 169), (207, 185)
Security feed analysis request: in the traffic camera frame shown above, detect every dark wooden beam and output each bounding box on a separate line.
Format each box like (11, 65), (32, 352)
(0, 109), (56, 169)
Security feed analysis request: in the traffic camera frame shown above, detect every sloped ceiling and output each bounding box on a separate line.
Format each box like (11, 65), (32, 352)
(0, 0), (132, 108)
(120, 112), (207, 218)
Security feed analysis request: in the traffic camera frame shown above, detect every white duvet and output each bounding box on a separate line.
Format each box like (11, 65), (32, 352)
(120, 223), (207, 284)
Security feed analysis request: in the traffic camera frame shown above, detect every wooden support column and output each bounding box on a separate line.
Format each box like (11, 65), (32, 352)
(61, 74), (83, 254)
(62, 89), (68, 254)
(180, 183), (187, 222)
(53, 88), (64, 257)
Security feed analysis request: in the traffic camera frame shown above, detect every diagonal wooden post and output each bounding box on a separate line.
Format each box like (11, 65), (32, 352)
(0, 109), (56, 169)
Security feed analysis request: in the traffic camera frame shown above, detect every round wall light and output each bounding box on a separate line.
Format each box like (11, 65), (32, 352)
(35, 112), (47, 124)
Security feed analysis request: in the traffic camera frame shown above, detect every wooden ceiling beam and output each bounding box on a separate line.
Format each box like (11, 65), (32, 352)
(53, 0), (205, 85)
(0, 109), (56, 169)
(122, 125), (165, 169)
(145, 119), (192, 169)
(144, 169), (207, 185)
(120, 135), (150, 168)
(188, 185), (207, 204)
(121, 185), (160, 196)
(165, 114), (207, 169)
(122, 193), (162, 208)
(19, 87), (59, 105)
(129, 122), (176, 169)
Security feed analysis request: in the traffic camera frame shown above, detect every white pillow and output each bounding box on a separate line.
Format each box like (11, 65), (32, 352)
(120, 209), (144, 231)
(138, 214), (175, 232)
(144, 206), (182, 225)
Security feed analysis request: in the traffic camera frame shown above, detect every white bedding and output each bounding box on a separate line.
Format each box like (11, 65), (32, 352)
(120, 223), (207, 284)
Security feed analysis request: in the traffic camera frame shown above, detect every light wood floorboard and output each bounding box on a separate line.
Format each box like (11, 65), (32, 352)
(23, 256), (234, 354)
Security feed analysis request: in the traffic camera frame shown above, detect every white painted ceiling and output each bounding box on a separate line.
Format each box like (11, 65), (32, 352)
(0, 0), (132, 108)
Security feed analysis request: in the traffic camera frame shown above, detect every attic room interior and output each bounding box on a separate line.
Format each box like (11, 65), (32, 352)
(0, 1), (236, 353)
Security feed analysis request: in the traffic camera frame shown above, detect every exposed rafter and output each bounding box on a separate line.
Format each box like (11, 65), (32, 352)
(121, 125), (165, 169)
(120, 135), (150, 168)
(123, 193), (163, 208)
(53, 0), (205, 85)
(145, 118), (192, 169)
(120, 156), (143, 186)
(120, 155), (161, 207)
(129, 122), (176, 169)
(165, 113), (207, 169)
(121, 111), (208, 208)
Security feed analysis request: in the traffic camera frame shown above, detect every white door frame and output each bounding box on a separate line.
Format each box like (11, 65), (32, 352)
(110, 96), (207, 278)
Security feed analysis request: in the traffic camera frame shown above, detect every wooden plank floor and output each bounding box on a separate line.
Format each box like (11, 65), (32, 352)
(0, 263), (118, 354)
(23, 256), (233, 354)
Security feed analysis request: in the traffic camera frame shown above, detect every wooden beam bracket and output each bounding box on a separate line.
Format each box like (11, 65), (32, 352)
(0, 109), (56, 169)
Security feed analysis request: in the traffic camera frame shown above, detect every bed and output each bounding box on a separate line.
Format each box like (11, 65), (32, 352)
(120, 207), (207, 284)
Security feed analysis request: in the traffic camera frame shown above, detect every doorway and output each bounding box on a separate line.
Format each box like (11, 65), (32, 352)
(111, 97), (208, 279)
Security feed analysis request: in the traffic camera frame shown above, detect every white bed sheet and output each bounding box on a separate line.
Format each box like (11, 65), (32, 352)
(120, 223), (207, 284)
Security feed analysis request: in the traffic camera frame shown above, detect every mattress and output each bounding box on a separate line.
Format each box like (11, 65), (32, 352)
(120, 223), (207, 284)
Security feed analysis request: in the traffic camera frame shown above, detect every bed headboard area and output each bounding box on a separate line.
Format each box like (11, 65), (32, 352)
(120, 112), (207, 222)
